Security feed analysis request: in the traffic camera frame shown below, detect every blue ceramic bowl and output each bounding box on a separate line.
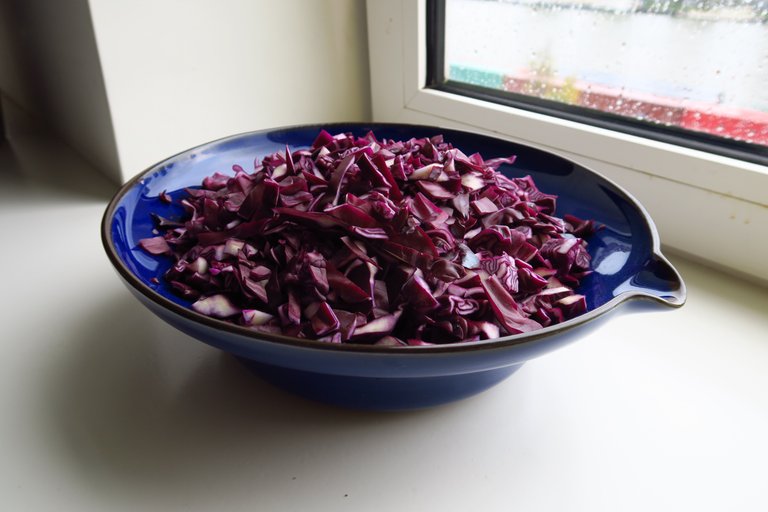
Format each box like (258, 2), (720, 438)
(102, 123), (685, 410)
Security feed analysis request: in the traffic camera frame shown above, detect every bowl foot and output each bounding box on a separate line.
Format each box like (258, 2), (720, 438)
(236, 358), (524, 410)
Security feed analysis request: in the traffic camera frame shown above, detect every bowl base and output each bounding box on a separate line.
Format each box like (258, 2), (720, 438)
(236, 358), (524, 411)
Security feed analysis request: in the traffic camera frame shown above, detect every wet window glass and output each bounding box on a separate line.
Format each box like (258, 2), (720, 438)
(444, 0), (768, 147)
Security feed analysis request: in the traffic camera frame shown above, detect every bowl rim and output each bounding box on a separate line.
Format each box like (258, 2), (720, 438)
(101, 121), (683, 354)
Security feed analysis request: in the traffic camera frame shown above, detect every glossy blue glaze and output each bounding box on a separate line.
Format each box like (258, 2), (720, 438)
(103, 123), (686, 410)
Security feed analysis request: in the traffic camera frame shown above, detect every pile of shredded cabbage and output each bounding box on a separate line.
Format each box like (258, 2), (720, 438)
(139, 130), (595, 345)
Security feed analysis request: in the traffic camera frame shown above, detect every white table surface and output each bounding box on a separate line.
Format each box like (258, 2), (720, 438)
(1, 110), (767, 512)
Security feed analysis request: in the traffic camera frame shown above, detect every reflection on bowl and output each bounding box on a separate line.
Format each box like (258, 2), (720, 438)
(102, 123), (685, 410)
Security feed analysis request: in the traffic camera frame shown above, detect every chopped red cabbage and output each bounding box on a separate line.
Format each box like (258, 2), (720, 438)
(138, 130), (596, 345)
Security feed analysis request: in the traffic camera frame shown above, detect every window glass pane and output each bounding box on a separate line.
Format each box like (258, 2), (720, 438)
(444, 0), (768, 147)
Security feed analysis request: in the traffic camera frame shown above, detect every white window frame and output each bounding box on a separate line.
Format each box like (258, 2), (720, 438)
(366, 0), (768, 284)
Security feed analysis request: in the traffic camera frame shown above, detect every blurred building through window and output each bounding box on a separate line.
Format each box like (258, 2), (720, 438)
(445, 0), (768, 146)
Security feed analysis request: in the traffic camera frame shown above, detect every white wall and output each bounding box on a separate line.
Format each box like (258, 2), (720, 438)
(0, 0), (121, 179)
(0, 0), (371, 183)
(89, 0), (371, 181)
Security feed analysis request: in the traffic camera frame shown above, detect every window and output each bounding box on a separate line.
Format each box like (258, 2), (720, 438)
(367, 0), (767, 281)
(434, 0), (768, 165)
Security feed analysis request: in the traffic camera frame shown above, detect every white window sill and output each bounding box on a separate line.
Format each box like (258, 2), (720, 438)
(2, 103), (768, 511)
